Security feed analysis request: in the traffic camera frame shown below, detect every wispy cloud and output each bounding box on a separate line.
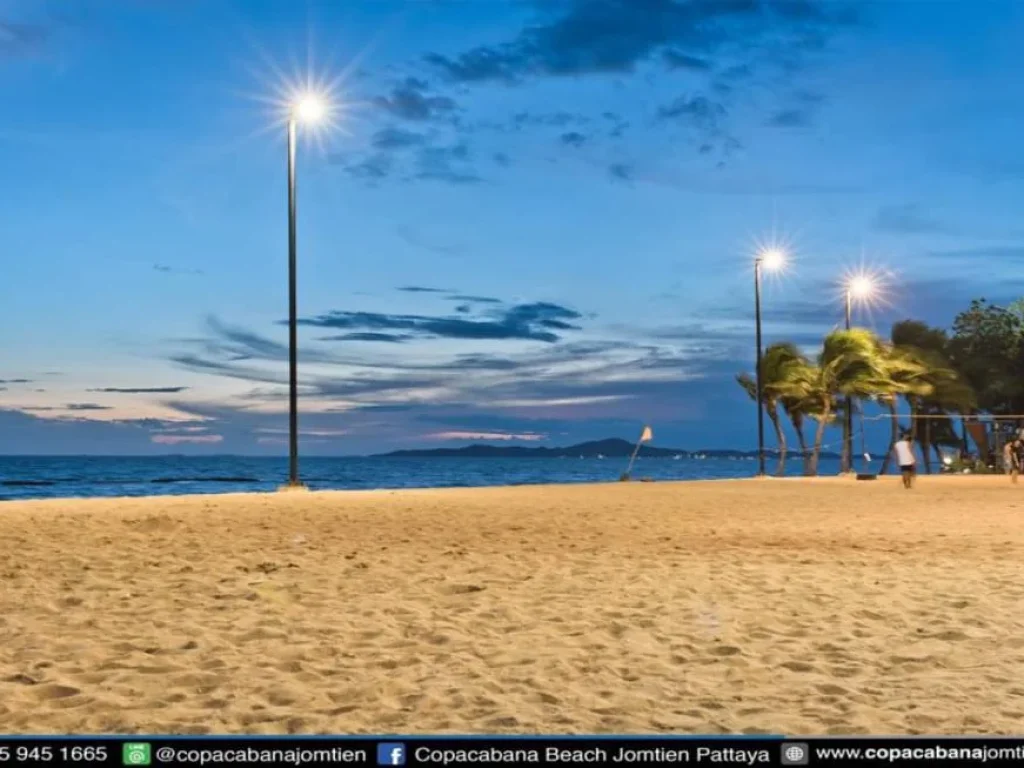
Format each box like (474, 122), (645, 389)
(88, 386), (190, 394)
(423, 430), (547, 441)
(154, 264), (204, 276)
(873, 204), (951, 235)
(425, 0), (854, 83)
(0, 20), (50, 57)
(372, 127), (428, 150)
(767, 108), (812, 128)
(398, 285), (451, 294)
(560, 131), (587, 148)
(325, 332), (413, 343)
(150, 433), (224, 445)
(299, 301), (584, 344)
(373, 77), (458, 122)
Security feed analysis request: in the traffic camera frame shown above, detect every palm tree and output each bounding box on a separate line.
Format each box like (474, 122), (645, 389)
(780, 391), (812, 475)
(877, 345), (934, 475)
(793, 329), (889, 475)
(735, 342), (811, 476)
(915, 356), (976, 471)
(887, 321), (976, 473)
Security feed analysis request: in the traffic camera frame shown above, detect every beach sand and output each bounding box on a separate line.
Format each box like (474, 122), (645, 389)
(2, 475), (1023, 735)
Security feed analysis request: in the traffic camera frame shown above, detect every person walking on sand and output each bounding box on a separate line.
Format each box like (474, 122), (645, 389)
(893, 432), (916, 489)
(1009, 439), (1024, 484)
(1004, 440), (1017, 482)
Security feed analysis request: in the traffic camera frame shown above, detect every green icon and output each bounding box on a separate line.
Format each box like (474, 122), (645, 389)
(123, 743), (152, 766)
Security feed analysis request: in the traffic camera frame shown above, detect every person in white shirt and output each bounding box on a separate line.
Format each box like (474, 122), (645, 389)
(893, 433), (916, 489)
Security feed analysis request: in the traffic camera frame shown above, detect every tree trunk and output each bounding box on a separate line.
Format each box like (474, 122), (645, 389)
(921, 414), (933, 474)
(791, 415), (810, 476)
(879, 397), (898, 475)
(769, 407), (787, 477)
(810, 403), (831, 476)
(840, 400), (850, 473)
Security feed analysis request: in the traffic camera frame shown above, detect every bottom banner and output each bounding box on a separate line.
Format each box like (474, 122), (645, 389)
(1, 735), (1023, 767)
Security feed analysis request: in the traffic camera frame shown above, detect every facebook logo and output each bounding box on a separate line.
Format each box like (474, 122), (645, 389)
(377, 743), (406, 766)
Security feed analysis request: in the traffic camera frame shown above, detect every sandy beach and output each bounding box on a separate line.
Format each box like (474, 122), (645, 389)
(2, 475), (1023, 735)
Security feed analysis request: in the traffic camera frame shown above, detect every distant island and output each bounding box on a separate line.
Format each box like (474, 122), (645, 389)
(373, 438), (840, 460)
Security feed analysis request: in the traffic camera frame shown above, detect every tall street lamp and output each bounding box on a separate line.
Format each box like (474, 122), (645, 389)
(754, 248), (785, 476)
(283, 93), (328, 489)
(843, 274), (875, 474)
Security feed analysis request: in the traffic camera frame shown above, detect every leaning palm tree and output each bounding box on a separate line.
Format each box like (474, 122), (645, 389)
(780, 391), (812, 475)
(886, 320), (976, 473)
(916, 359), (976, 471)
(735, 342), (811, 476)
(877, 345), (934, 475)
(796, 329), (890, 475)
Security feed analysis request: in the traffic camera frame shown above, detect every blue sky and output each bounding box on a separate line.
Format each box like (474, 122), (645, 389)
(2, 0), (1024, 455)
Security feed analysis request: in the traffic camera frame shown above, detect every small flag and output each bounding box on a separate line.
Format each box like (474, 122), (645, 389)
(640, 425), (653, 443)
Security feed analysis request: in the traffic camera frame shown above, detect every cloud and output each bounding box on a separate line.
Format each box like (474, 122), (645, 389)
(424, 0), (853, 83)
(151, 433), (224, 445)
(560, 131), (587, 147)
(0, 379), (31, 384)
(0, 21), (49, 57)
(414, 143), (482, 184)
(373, 77), (458, 122)
(297, 301), (584, 343)
(662, 49), (712, 70)
(873, 204), (950, 235)
(154, 264), (204, 276)
(372, 127), (428, 150)
(608, 163), (633, 182)
(170, 317), (343, 378)
(767, 108), (811, 127)
(424, 431), (547, 441)
(398, 285), (451, 293)
(65, 403), (113, 411)
(87, 386), (190, 394)
(925, 246), (1024, 262)
(395, 226), (466, 257)
(657, 95), (726, 129)
(321, 332), (413, 343)
(447, 294), (503, 304)
(512, 111), (588, 129)
(337, 153), (393, 181)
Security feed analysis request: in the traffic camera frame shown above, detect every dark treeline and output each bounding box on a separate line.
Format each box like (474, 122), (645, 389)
(737, 298), (1024, 476)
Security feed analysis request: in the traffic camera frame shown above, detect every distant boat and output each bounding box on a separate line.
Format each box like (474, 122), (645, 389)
(673, 454), (682, 460)
(597, 454), (604, 459)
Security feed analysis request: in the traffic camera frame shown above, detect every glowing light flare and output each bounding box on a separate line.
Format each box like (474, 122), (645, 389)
(294, 93), (327, 124)
(757, 247), (786, 272)
(847, 274), (876, 300)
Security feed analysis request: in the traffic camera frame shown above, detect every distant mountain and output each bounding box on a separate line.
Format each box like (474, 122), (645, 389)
(373, 438), (839, 459)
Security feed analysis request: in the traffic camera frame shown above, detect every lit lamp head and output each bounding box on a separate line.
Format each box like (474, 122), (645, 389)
(293, 93), (327, 124)
(757, 248), (786, 272)
(847, 274), (875, 300)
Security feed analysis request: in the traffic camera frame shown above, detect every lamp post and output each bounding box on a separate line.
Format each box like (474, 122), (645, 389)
(283, 94), (327, 489)
(843, 274), (875, 475)
(754, 248), (785, 476)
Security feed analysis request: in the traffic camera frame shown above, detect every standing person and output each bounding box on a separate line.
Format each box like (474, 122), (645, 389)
(1012, 439), (1024, 484)
(893, 432), (917, 489)
(1004, 440), (1017, 482)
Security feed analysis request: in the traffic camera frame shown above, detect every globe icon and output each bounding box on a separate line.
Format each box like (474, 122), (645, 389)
(784, 745), (806, 763)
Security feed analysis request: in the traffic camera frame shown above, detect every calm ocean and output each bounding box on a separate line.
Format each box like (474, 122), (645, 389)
(0, 455), (847, 501)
